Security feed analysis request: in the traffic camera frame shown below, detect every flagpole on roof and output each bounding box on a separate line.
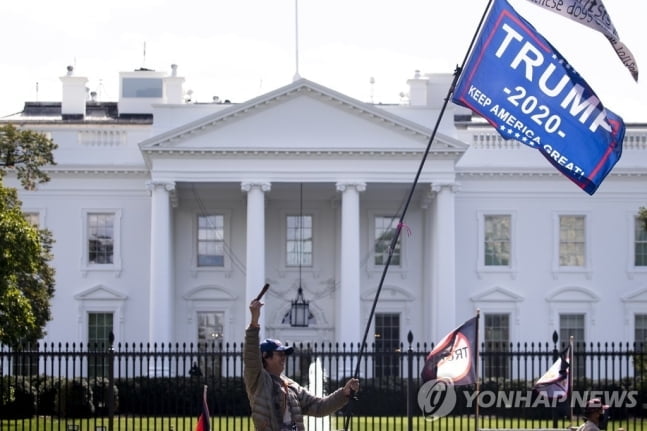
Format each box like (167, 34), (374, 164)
(475, 309), (481, 431)
(339, 1), (494, 429)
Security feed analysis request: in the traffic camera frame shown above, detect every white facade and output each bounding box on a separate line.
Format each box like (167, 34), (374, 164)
(3, 66), (647, 349)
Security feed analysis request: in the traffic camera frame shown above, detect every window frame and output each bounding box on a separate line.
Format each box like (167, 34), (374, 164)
(279, 207), (322, 273)
(192, 210), (232, 273)
(196, 214), (226, 268)
(87, 311), (115, 379)
(285, 214), (313, 268)
(632, 214), (647, 270)
(477, 210), (517, 276)
(81, 209), (122, 273)
(552, 212), (591, 276)
(370, 213), (404, 269)
(483, 313), (511, 379)
(374, 312), (401, 378)
(635, 313), (647, 347)
(559, 312), (586, 377)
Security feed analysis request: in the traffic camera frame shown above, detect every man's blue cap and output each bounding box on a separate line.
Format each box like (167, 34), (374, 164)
(260, 338), (294, 355)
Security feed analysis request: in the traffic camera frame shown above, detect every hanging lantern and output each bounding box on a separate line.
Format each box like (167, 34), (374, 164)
(290, 287), (310, 327)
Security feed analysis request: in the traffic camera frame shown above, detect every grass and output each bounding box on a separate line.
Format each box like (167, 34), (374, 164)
(1, 416), (646, 431)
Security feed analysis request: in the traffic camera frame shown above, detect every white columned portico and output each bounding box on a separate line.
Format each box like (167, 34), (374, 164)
(147, 180), (176, 346)
(242, 181), (271, 333)
(431, 183), (458, 340)
(335, 182), (365, 347)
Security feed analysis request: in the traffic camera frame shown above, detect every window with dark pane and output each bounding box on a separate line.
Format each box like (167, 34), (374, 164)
(560, 313), (585, 377)
(484, 313), (510, 378)
(88, 213), (114, 264)
(88, 312), (113, 378)
(374, 313), (401, 377)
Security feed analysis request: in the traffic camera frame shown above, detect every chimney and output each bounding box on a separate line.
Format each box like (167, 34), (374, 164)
(406, 70), (429, 107)
(60, 66), (88, 119)
(164, 64), (185, 104)
(424, 73), (453, 109)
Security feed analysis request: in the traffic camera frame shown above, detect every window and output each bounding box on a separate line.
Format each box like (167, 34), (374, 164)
(559, 215), (585, 267)
(484, 215), (511, 266)
(635, 218), (647, 267)
(197, 312), (224, 376)
(484, 314), (510, 378)
(122, 78), (163, 97)
(23, 212), (40, 227)
(374, 216), (401, 266)
(286, 215), (312, 266)
(12, 343), (39, 376)
(88, 213), (114, 264)
(197, 215), (225, 267)
(635, 314), (647, 376)
(374, 313), (400, 377)
(88, 312), (113, 378)
(560, 313), (585, 377)
(636, 314), (647, 347)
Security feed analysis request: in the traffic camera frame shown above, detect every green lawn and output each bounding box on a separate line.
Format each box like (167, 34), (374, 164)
(1, 416), (646, 431)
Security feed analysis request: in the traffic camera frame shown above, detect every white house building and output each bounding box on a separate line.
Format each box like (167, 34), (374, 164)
(2, 65), (647, 356)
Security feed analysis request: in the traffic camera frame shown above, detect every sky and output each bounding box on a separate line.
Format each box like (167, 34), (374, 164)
(1, 0), (645, 122)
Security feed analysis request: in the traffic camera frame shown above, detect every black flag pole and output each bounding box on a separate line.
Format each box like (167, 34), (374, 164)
(342, 2), (494, 430)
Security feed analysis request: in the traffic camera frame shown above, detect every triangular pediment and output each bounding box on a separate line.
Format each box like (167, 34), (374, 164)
(470, 286), (524, 303)
(74, 284), (128, 301)
(140, 79), (466, 155)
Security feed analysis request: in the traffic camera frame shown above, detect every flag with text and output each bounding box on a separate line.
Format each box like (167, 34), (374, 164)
(451, 0), (624, 195)
(421, 316), (478, 385)
(523, 0), (638, 81)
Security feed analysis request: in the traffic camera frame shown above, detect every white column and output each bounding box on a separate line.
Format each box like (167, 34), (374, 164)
(335, 182), (365, 346)
(147, 181), (175, 346)
(431, 183), (458, 340)
(242, 181), (271, 331)
(420, 191), (434, 345)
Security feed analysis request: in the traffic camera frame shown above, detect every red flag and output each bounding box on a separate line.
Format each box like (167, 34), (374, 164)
(421, 316), (478, 385)
(196, 385), (210, 431)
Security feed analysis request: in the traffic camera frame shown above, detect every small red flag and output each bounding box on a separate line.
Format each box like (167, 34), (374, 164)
(195, 385), (210, 431)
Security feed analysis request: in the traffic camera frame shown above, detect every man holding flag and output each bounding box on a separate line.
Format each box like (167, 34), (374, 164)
(244, 298), (360, 431)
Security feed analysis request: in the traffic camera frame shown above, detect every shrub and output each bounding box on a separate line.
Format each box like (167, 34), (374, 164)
(0, 376), (36, 418)
(56, 379), (94, 417)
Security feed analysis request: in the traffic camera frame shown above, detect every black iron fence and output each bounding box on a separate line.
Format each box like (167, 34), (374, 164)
(1, 336), (645, 431)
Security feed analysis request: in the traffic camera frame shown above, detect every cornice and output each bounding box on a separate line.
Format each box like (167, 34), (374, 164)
(43, 168), (149, 176)
(139, 148), (463, 158)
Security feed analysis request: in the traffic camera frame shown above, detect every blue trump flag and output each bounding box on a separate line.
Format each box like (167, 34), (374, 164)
(451, 0), (624, 195)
